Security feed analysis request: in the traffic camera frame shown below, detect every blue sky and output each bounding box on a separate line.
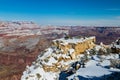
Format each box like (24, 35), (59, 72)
(0, 0), (120, 26)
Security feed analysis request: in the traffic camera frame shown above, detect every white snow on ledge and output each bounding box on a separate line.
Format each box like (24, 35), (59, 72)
(67, 54), (120, 80)
(53, 36), (95, 45)
(68, 60), (110, 79)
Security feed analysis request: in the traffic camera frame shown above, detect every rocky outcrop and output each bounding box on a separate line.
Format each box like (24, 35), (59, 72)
(45, 37), (95, 72)
(111, 38), (120, 53)
(41, 37), (95, 72)
(52, 36), (95, 56)
(21, 36), (96, 80)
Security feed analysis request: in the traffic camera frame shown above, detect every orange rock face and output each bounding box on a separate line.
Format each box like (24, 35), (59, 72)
(52, 36), (96, 55)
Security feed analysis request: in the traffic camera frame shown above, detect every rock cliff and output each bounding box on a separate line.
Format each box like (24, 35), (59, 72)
(21, 36), (96, 80)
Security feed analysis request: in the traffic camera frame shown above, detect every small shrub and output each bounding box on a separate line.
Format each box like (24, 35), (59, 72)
(106, 48), (112, 55)
(25, 77), (28, 80)
(44, 58), (49, 62)
(36, 73), (41, 80)
(89, 49), (96, 55)
(98, 48), (106, 55)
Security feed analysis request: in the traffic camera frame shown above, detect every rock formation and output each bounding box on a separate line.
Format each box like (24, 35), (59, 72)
(21, 36), (96, 80)
(111, 38), (120, 53)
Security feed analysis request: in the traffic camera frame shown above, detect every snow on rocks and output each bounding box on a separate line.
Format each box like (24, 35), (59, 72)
(67, 54), (120, 80)
(21, 37), (120, 80)
(53, 36), (95, 45)
(21, 36), (96, 80)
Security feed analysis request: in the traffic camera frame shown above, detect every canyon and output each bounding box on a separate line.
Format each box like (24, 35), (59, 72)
(0, 21), (120, 80)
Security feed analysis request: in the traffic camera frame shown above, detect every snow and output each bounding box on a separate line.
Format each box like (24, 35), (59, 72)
(110, 40), (120, 49)
(69, 49), (74, 54)
(45, 57), (58, 66)
(22, 53), (120, 80)
(22, 66), (57, 80)
(22, 51), (120, 80)
(95, 45), (102, 51)
(92, 55), (100, 61)
(21, 45), (78, 80)
(115, 45), (120, 48)
(21, 37), (120, 80)
(101, 60), (110, 66)
(101, 54), (119, 59)
(78, 60), (110, 77)
(67, 54), (120, 80)
(53, 36), (95, 45)
(40, 48), (53, 59)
